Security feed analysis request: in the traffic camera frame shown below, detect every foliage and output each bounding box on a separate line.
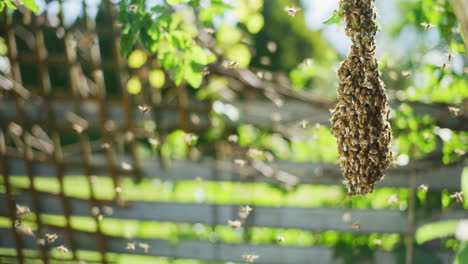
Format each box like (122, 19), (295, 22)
(0, 0), (39, 13)
(415, 220), (459, 244)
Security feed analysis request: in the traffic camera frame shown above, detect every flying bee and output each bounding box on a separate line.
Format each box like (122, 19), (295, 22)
(276, 235), (286, 243)
(238, 205), (253, 219)
(128, 5), (138, 12)
(448, 106), (461, 116)
(420, 22), (434, 30)
(16, 204), (30, 216)
(419, 184), (429, 192)
(121, 162), (132, 171)
(228, 220), (242, 229)
(285, 6), (301, 17)
(450, 192), (463, 203)
(299, 120), (308, 128)
(138, 104), (150, 113)
(447, 53), (453, 62)
(243, 254), (259, 263)
(57, 245), (68, 254)
(387, 194), (399, 205)
(351, 222), (360, 230)
(138, 243), (150, 253)
(402, 71), (411, 78)
(45, 233), (58, 243)
(126, 242), (136, 250)
(226, 61), (238, 69)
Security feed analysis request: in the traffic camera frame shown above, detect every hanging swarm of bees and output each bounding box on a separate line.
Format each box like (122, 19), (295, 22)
(330, 0), (392, 195)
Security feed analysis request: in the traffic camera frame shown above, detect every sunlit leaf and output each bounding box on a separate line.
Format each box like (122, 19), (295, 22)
(185, 64), (203, 88)
(323, 10), (343, 25)
(120, 33), (136, 57)
(454, 242), (468, 264)
(22, 0), (39, 13)
(462, 168), (468, 209)
(166, 0), (191, 6)
(415, 220), (458, 244)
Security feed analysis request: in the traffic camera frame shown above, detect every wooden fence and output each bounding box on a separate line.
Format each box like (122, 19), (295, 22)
(0, 1), (466, 264)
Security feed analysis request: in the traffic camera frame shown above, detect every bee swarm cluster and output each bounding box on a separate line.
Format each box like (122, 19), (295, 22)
(330, 0), (392, 195)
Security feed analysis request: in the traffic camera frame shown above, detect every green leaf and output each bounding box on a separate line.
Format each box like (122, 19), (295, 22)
(151, 5), (166, 13)
(159, 49), (178, 70)
(174, 63), (185, 86)
(140, 28), (159, 53)
(323, 10), (342, 25)
(188, 45), (207, 65)
(120, 33), (136, 57)
(462, 167), (468, 209)
(185, 63), (203, 88)
(415, 220), (458, 244)
(454, 242), (468, 264)
(166, 0), (191, 6)
(5, 0), (16, 10)
(22, 0), (39, 13)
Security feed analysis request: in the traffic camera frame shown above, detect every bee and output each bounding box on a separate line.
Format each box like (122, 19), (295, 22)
(228, 220), (242, 229)
(128, 5), (138, 12)
(441, 63), (447, 70)
(201, 68), (210, 76)
(138, 243), (150, 253)
(227, 134), (238, 143)
(276, 235), (286, 243)
(447, 53), (453, 62)
(57, 245), (68, 254)
(450, 192), (464, 203)
(421, 22), (434, 30)
(148, 138), (159, 147)
(45, 233), (58, 243)
(243, 254), (259, 263)
(238, 205), (253, 219)
(285, 7), (300, 17)
(351, 222), (360, 230)
(16, 204), (30, 216)
(227, 61), (238, 69)
(138, 105), (150, 113)
(203, 27), (215, 35)
(126, 242), (136, 250)
(299, 120), (308, 128)
(14, 219), (22, 228)
(121, 162), (132, 171)
(448, 106), (460, 117)
(401, 71), (411, 78)
(387, 194), (399, 205)
(419, 184), (429, 192)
